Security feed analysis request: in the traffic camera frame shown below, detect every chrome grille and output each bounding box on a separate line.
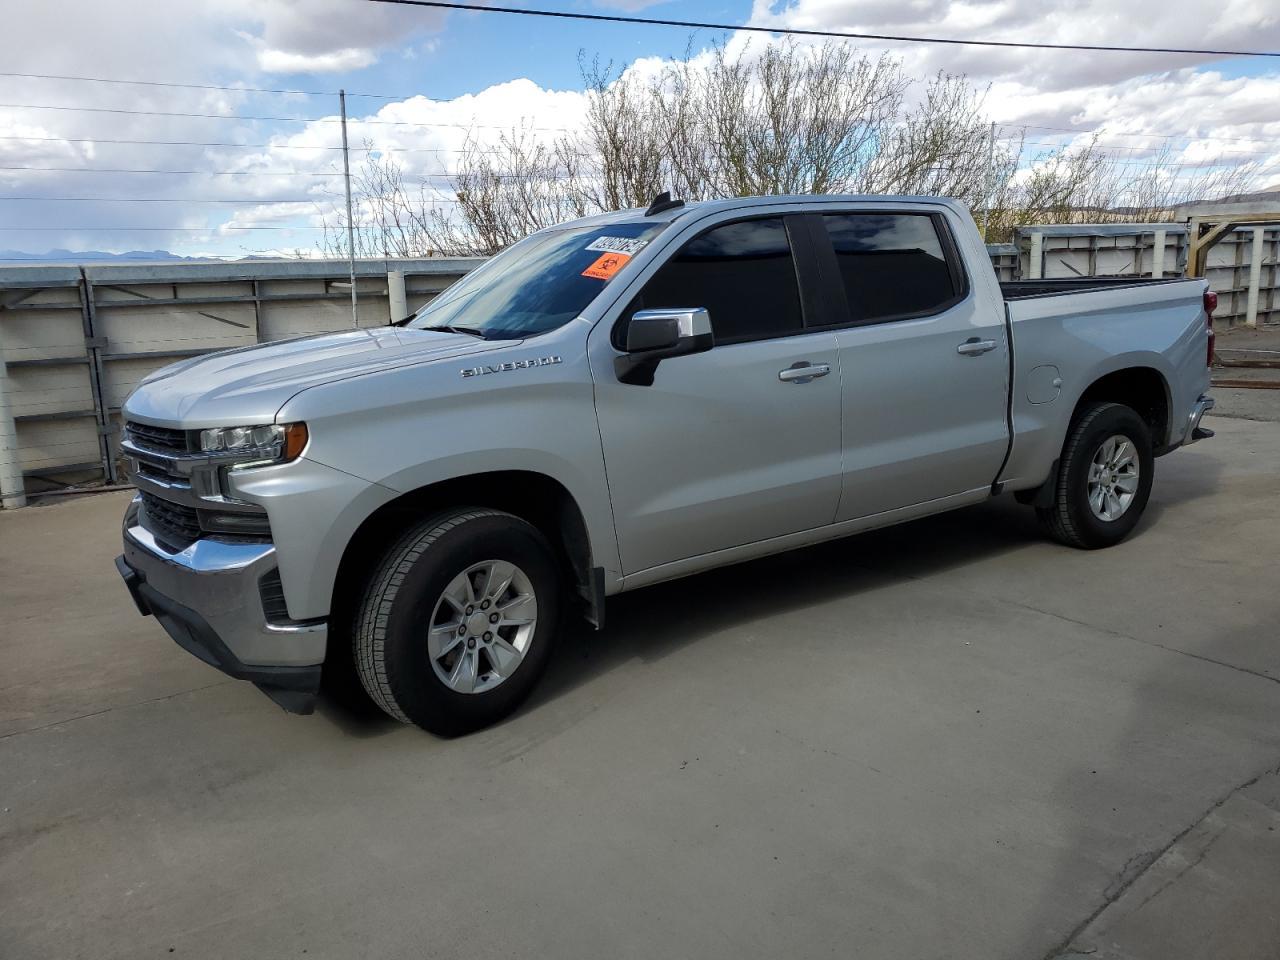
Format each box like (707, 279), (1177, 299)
(139, 492), (201, 550)
(125, 421), (191, 455)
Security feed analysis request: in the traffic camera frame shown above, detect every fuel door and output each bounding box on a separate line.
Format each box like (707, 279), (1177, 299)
(1027, 364), (1062, 405)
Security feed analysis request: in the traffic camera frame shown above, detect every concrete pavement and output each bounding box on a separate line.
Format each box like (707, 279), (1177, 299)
(2, 416), (1278, 960)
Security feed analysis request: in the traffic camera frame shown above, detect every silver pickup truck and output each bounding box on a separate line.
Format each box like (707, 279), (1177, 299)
(115, 195), (1216, 734)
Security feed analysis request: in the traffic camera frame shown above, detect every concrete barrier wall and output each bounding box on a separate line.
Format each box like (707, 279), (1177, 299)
(1, 226), (1274, 505)
(1012, 224), (1278, 327)
(0, 258), (480, 503)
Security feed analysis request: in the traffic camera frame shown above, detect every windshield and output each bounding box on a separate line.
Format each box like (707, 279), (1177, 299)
(408, 220), (667, 340)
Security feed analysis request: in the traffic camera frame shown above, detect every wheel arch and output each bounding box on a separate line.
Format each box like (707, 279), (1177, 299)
(328, 470), (602, 660)
(1016, 365), (1172, 508)
(1073, 365), (1173, 452)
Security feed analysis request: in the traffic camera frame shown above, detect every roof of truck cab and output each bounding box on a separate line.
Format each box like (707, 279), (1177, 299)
(559, 194), (966, 228)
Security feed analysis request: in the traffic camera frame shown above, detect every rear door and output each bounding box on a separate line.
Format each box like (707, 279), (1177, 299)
(589, 213), (842, 575)
(809, 209), (1010, 521)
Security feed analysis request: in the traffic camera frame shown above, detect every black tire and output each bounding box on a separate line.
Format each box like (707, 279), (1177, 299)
(353, 508), (560, 735)
(1036, 402), (1155, 549)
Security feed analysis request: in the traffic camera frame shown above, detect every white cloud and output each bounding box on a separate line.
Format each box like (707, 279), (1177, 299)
(746, 0), (1280, 95)
(254, 46), (381, 74)
(0, 0), (456, 255)
(740, 0), (1280, 188)
(224, 0), (447, 75)
(2, 0), (1279, 257)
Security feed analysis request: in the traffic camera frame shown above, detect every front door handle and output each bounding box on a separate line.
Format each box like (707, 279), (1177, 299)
(956, 338), (998, 357)
(778, 361), (831, 384)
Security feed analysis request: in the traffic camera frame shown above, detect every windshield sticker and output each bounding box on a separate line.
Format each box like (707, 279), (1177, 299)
(582, 251), (631, 281)
(586, 236), (649, 256)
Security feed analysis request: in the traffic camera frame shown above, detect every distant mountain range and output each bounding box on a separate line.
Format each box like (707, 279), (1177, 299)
(1208, 187), (1280, 205)
(0, 248), (201, 264)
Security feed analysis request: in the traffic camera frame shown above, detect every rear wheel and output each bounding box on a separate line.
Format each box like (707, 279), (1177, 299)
(1036, 402), (1154, 549)
(353, 508), (560, 735)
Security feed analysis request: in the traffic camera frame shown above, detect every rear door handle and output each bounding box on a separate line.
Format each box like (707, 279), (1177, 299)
(956, 338), (998, 357)
(778, 362), (831, 384)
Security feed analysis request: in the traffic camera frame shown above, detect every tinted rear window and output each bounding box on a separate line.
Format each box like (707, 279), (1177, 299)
(821, 214), (960, 322)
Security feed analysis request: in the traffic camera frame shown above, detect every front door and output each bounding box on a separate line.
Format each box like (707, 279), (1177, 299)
(589, 215), (843, 576)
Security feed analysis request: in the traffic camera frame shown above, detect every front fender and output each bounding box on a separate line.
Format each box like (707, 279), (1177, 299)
(273, 326), (622, 599)
(227, 457), (400, 621)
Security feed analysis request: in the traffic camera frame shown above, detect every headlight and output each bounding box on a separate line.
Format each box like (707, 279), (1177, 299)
(199, 422), (308, 468)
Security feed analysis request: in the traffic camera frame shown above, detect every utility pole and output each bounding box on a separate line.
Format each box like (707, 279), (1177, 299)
(979, 120), (996, 242)
(339, 89), (359, 328)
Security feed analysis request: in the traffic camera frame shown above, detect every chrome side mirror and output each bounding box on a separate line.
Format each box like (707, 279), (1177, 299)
(616, 308), (714, 386)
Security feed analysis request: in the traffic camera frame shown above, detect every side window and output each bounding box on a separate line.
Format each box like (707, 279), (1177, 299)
(821, 214), (962, 323)
(628, 217), (804, 344)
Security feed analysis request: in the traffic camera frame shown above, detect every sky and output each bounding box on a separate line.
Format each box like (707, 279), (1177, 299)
(0, 0), (1278, 260)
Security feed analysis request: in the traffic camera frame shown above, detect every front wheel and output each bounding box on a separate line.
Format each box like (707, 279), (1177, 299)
(1036, 401), (1154, 549)
(353, 508), (561, 735)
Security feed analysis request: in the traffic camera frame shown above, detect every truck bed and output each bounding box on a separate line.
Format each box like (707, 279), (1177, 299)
(1001, 277), (1188, 301)
(997, 274), (1209, 490)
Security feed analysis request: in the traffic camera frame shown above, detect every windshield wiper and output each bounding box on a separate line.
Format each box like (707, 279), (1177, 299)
(414, 322), (488, 339)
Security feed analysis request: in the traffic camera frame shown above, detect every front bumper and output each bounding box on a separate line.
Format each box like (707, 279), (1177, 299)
(1182, 394), (1216, 446)
(117, 496), (326, 714)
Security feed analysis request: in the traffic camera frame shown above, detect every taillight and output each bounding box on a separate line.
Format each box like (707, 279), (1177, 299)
(1204, 290), (1217, 367)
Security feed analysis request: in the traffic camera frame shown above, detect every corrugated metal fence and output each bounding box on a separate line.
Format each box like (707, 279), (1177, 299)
(1, 223), (1275, 506)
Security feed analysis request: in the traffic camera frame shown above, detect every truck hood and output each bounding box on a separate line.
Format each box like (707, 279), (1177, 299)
(123, 326), (510, 427)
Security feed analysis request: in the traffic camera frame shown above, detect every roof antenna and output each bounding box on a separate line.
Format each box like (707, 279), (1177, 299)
(645, 190), (685, 216)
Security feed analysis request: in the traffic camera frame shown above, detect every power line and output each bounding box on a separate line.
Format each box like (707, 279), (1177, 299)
(0, 196), (321, 203)
(0, 163), (577, 180)
(0, 134), (345, 150)
(0, 134), (533, 155)
(0, 217), (455, 231)
(0, 225), (324, 231)
(1012, 137), (1277, 157)
(0, 69), (422, 101)
(368, 0), (1280, 58)
(0, 100), (574, 132)
(4, 77), (1272, 147)
(1004, 123), (1280, 145)
(0, 215), (486, 232)
(8, 128), (1271, 159)
(0, 101), (333, 123)
(0, 72), (338, 97)
(0, 164), (347, 176)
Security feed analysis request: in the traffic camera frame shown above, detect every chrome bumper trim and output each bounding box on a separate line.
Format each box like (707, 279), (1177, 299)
(122, 496), (326, 668)
(1182, 394), (1215, 446)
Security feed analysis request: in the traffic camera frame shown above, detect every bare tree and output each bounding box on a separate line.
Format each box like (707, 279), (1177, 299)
(864, 72), (1015, 213)
(318, 133), (589, 258)
(982, 137), (1113, 241)
(566, 40), (911, 202)
(318, 142), (435, 259)
(319, 39), (1269, 256)
(571, 56), (669, 210)
(1114, 145), (1258, 223)
(425, 131), (589, 255)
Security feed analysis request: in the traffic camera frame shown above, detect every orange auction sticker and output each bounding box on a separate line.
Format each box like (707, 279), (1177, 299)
(582, 251), (630, 280)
